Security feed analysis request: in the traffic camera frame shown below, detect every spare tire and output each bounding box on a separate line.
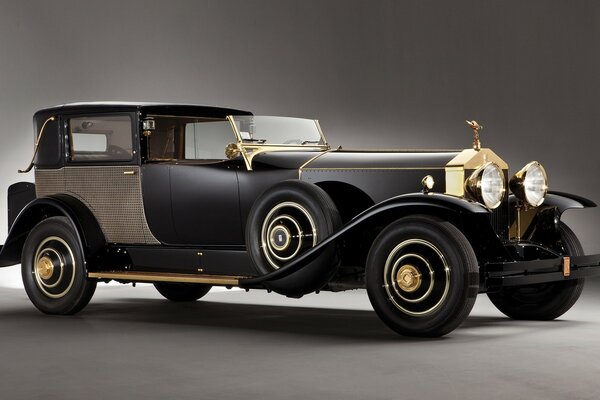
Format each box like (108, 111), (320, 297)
(245, 180), (341, 296)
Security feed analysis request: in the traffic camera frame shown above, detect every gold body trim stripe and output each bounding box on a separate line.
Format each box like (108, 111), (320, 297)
(302, 167), (446, 171)
(88, 271), (247, 286)
(298, 148), (339, 179)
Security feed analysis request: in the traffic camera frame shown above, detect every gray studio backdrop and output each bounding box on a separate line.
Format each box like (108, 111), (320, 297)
(1, 0), (599, 287)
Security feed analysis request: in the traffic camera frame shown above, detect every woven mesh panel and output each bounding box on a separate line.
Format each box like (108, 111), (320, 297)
(35, 166), (160, 245)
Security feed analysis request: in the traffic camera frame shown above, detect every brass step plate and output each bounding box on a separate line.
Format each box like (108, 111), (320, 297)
(88, 271), (249, 286)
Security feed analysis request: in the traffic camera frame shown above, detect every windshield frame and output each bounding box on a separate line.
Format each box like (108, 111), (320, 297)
(226, 115), (330, 170)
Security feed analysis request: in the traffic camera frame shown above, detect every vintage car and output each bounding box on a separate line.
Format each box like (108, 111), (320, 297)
(1, 102), (599, 337)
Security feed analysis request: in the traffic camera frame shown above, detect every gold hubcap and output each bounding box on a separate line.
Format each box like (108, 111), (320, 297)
(36, 256), (54, 280)
(396, 264), (422, 293)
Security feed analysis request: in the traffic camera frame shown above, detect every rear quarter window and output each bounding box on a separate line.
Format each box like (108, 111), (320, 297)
(68, 115), (133, 162)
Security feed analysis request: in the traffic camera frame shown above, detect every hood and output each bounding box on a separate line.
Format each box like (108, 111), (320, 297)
(302, 149), (462, 170)
(252, 149), (463, 170)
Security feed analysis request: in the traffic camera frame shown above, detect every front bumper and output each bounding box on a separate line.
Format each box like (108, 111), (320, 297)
(484, 254), (600, 289)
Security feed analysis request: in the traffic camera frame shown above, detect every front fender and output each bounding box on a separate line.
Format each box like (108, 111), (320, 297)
(544, 191), (596, 213)
(0, 195), (105, 267)
(240, 193), (490, 288)
(509, 191), (596, 215)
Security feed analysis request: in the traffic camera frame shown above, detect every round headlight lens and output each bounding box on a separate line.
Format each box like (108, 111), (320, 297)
(481, 163), (505, 209)
(466, 162), (505, 209)
(510, 161), (548, 207)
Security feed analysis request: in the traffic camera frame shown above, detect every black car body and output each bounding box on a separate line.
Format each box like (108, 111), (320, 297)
(2, 102), (600, 337)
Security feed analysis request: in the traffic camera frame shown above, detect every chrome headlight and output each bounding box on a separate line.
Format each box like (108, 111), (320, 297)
(510, 161), (548, 207)
(465, 162), (505, 209)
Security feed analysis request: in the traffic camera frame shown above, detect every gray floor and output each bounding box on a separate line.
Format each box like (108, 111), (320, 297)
(0, 284), (599, 400)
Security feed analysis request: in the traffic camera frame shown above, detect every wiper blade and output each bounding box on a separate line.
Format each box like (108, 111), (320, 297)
(301, 140), (321, 145)
(243, 138), (267, 144)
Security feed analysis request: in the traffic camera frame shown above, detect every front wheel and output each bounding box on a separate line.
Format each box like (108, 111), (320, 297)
(366, 216), (479, 337)
(487, 222), (585, 320)
(21, 217), (96, 315)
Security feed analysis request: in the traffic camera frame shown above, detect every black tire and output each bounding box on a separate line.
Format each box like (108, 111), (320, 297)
(21, 216), (96, 315)
(366, 216), (479, 337)
(154, 283), (212, 302)
(487, 222), (585, 320)
(246, 180), (341, 274)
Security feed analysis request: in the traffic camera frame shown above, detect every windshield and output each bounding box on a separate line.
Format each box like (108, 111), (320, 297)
(230, 116), (326, 146)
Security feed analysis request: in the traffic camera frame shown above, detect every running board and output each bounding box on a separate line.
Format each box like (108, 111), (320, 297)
(88, 271), (250, 286)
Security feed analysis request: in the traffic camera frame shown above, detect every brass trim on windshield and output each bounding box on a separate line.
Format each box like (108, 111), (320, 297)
(314, 120), (329, 146)
(226, 115), (330, 171)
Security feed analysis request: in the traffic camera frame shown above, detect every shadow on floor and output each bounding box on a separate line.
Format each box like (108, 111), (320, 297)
(0, 284), (591, 344)
(0, 291), (589, 344)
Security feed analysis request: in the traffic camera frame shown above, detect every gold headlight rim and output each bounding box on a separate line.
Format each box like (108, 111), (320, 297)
(509, 161), (548, 207)
(464, 161), (505, 210)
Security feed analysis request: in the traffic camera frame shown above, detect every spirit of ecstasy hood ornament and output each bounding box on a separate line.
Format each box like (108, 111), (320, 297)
(466, 120), (483, 151)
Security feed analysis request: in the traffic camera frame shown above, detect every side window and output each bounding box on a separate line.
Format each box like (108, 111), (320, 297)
(184, 121), (233, 160)
(147, 117), (234, 162)
(68, 115), (133, 162)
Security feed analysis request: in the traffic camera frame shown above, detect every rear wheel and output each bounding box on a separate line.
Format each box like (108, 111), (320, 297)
(154, 283), (212, 302)
(366, 216), (479, 337)
(487, 222), (585, 320)
(21, 217), (96, 315)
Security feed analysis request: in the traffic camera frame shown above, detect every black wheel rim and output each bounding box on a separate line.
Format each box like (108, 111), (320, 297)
(33, 236), (77, 299)
(383, 239), (450, 317)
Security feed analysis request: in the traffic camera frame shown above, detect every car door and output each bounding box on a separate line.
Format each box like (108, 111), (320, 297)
(141, 116), (243, 246)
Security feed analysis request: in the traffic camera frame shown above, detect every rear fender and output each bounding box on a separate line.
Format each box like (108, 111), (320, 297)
(0, 195), (105, 267)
